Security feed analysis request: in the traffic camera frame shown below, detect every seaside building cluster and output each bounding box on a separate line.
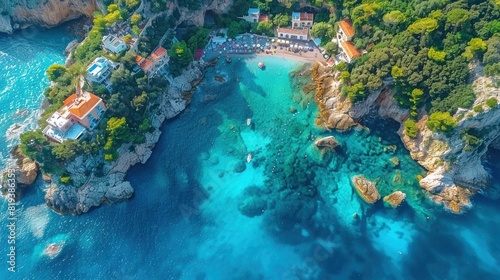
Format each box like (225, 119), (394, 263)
(135, 46), (170, 78)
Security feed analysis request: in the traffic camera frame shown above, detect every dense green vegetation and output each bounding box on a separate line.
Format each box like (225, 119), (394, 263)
(20, 2), (166, 179)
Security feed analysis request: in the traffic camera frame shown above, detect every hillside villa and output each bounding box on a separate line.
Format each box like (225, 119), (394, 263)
(102, 35), (127, 54)
(337, 19), (361, 63)
(86, 57), (119, 88)
(136, 46), (169, 77)
(292, 12), (314, 29)
(43, 78), (107, 143)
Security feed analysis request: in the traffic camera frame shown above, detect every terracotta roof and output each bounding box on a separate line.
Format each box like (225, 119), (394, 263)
(63, 94), (77, 106)
(64, 93), (102, 119)
(136, 55), (154, 72)
(277, 27), (308, 36)
(151, 47), (167, 60)
(300, 12), (314, 21)
(340, 41), (361, 60)
(338, 19), (355, 37)
(259, 14), (269, 22)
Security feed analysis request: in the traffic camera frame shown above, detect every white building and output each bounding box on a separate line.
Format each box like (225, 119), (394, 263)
(277, 27), (309, 41)
(292, 12), (314, 29)
(102, 35), (127, 54)
(241, 8), (260, 23)
(336, 19), (361, 63)
(86, 57), (118, 84)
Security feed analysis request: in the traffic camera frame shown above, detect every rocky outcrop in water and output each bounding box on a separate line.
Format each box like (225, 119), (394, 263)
(1, 146), (39, 201)
(383, 191), (406, 208)
(44, 62), (205, 214)
(312, 62), (499, 213)
(351, 175), (380, 204)
(0, 0), (98, 34)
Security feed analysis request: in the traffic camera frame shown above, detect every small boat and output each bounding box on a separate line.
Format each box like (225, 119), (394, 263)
(226, 55), (232, 63)
(43, 242), (64, 259)
(247, 153), (252, 163)
(246, 118), (251, 126)
(258, 62), (265, 69)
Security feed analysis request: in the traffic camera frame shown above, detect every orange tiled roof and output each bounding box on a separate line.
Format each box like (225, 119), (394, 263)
(64, 93), (102, 119)
(300, 12), (313, 21)
(338, 19), (355, 37)
(140, 58), (154, 72)
(259, 14), (269, 22)
(151, 47), (167, 60)
(277, 27), (308, 36)
(63, 94), (77, 106)
(136, 55), (145, 64)
(341, 41), (361, 60)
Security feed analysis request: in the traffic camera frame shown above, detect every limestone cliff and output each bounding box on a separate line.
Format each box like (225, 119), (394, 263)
(0, 0), (97, 34)
(312, 63), (500, 214)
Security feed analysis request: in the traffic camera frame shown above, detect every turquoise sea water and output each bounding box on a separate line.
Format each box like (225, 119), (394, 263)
(1, 29), (500, 279)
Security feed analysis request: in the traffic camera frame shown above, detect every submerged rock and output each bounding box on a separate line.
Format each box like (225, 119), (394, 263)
(383, 191), (406, 208)
(351, 175), (380, 204)
(314, 136), (339, 151)
(215, 75), (225, 82)
(389, 157), (400, 167)
(233, 161), (247, 173)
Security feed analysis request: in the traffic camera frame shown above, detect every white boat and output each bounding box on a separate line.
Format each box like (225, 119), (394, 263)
(246, 118), (251, 126)
(246, 154), (252, 163)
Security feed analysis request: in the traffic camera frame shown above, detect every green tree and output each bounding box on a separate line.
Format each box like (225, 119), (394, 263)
(187, 28), (210, 53)
(131, 14), (142, 25)
(20, 130), (48, 160)
(346, 83), (366, 103)
(311, 22), (335, 45)
(125, 0), (141, 10)
(52, 140), (81, 161)
(123, 34), (132, 44)
(382, 10), (406, 27)
(169, 41), (193, 76)
(132, 25), (141, 36)
(273, 14), (290, 27)
(427, 48), (446, 62)
(391, 65), (403, 79)
(323, 41), (338, 56)
(409, 88), (424, 116)
(426, 112), (457, 132)
(404, 119), (419, 138)
(252, 21), (274, 36)
(107, 4), (119, 13)
(486, 97), (498, 108)
(468, 38), (487, 52)
(132, 91), (148, 112)
(407, 18), (439, 35)
(46, 64), (67, 82)
(446, 8), (469, 31)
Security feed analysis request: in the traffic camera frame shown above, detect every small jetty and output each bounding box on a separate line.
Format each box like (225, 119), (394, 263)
(258, 62), (265, 69)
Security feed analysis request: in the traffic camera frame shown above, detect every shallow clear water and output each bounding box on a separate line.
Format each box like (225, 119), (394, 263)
(0, 30), (499, 280)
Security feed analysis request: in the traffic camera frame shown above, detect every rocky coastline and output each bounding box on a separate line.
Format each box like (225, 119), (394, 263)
(1, 0), (232, 214)
(311, 62), (500, 214)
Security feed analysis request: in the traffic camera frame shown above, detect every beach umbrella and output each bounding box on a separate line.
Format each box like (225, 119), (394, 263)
(257, 44), (261, 47)
(272, 39), (275, 42)
(252, 44), (255, 47)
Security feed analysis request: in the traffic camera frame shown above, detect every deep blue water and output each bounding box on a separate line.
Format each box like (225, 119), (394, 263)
(0, 28), (500, 280)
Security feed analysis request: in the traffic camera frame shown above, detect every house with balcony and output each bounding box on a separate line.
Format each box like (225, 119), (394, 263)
(102, 35), (127, 54)
(336, 19), (361, 63)
(43, 78), (107, 143)
(136, 46), (169, 77)
(86, 57), (118, 85)
(292, 12), (314, 29)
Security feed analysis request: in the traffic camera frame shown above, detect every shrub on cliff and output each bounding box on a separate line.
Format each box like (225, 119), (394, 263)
(168, 41), (193, 77)
(404, 119), (419, 138)
(426, 112), (457, 133)
(486, 97), (498, 109)
(46, 64), (67, 82)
